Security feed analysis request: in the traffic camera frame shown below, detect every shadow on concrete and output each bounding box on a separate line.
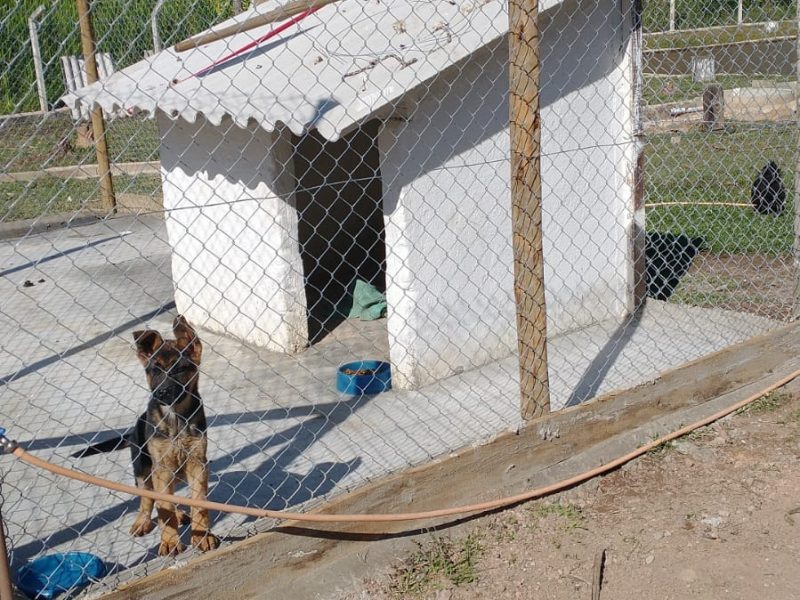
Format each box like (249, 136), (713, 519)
(565, 310), (643, 408)
(0, 232), (131, 278)
(0, 301), (177, 386)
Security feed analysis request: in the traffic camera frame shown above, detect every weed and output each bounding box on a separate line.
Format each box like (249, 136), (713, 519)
(488, 515), (519, 543)
(646, 432), (674, 456)
(687, 426), (714, 442)
(529, 502), (587, 531)
(390, 534), (483, 596)
(737, 391), (792, 416)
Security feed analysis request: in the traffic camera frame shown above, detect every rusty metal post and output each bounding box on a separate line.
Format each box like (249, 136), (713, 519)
(0, 510), (12, 600)
(509, 0), (550, 420)
(669, 0), (676, 31)
(76, 0), (116, 213)
(28, 6), (48, 114)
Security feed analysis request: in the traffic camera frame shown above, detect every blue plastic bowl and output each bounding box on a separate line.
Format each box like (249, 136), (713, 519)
(16, 552), (106, 599)
(337, 360), (391, 395)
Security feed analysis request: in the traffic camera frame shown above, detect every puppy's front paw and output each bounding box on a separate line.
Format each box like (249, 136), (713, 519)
(157, 532), (185, 556)
(191, 531), (219, 552)
(129, 514), (155, 537)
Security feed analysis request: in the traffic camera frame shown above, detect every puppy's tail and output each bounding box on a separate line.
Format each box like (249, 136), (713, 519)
(71, 435), (129, 458)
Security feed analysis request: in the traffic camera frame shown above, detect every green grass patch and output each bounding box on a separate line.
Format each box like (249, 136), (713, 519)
(642, 0), (797, 38)
(390, 534), (483, 596)
(0, 114), (160, 172)
(1, 1), (254, 115)
(645, 125), (796, 255)
(0, 174), (162, 221)
(644, 19), (796, 50)
(642, 74), (792, 106)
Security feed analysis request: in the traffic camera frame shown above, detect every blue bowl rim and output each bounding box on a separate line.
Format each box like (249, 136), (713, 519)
(337, 360), (391, 376)
(17, 551), (106, 596)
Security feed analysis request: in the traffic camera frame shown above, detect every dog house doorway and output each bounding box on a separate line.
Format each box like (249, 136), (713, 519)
(293, 120), (387, 343)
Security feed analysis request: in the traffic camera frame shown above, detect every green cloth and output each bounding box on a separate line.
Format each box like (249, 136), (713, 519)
(347, 279), (387, 321)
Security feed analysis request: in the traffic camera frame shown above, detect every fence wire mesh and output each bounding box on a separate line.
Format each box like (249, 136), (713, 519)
(0, 0), (798, 596)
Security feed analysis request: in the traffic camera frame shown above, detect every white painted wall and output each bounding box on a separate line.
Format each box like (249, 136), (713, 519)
(157, 112), (309, 352)
(380, 0), (635, 389)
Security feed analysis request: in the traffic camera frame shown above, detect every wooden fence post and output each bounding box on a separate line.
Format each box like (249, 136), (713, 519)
(509, 0), (550, 420)
(0, 510), (12, 600)
(76, 0), (116, 213)
(794, 0), (800, 317)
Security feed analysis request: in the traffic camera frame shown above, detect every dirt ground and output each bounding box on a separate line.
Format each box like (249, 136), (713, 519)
(672, 252), (794, 321)
(340, 382), (800, 600)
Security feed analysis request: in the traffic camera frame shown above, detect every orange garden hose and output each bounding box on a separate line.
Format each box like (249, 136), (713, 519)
(4, 367), (800, 524)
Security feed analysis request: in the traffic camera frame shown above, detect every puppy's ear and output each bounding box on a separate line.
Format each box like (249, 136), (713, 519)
(133, 330), (164, 365)
(172, 315), (202, 365)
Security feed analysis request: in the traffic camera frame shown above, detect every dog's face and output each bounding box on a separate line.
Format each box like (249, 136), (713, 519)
(132, 315), (203, 406)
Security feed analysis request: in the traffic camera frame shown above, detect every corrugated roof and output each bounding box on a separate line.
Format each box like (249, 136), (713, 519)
(62, 0), (531, 141)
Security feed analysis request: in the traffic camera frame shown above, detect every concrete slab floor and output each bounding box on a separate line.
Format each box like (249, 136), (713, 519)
(0, 214), (782, 595)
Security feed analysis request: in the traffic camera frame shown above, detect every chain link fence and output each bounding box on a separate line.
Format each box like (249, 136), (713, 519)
(643, 0), (796, 32)
(0, 0), (797, 596)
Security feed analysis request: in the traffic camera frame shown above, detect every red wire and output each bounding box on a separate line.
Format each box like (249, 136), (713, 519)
(174, 6), (322, 84)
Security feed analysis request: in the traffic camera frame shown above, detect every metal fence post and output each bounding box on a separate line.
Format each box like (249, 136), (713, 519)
(76, 0), (116, 213)
(670, 0), (676, 31)
(151, 0), (166, 53)
(28, 6), (47, 114)
(509, 0), (550, 420)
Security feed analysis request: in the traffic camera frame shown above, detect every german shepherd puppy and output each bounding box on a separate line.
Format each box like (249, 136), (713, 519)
(72, 316), (218, 555)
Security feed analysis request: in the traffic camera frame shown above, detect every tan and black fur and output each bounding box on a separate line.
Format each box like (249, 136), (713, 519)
(72, 316), (219, 555)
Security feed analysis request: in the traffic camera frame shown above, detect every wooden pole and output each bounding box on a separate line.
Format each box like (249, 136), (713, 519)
(175, 0), (341, 52)
(793, 0), (800, 318)
(631, 0), (647, 312)
(76, 0), (116, 213)
(702, 84), (724, 131)
(28, 6), (47, 113)
(737, 0), (744, 25)
(509, 0), (550, 420)
(0, 510), (12, 600)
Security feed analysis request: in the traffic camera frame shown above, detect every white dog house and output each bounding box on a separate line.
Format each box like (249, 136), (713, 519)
(65, 0), (642, 390)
